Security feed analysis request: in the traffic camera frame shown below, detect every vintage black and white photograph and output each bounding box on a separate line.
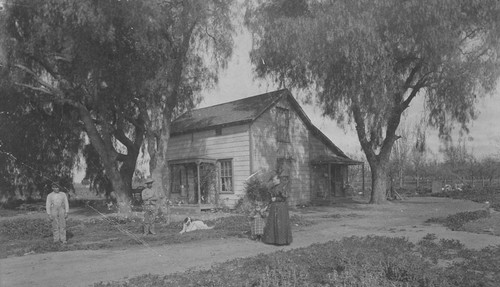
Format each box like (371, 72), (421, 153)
(1, 0), (500, 286)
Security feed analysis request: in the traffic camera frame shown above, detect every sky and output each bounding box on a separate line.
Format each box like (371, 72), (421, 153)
(199, 28), (500, 160)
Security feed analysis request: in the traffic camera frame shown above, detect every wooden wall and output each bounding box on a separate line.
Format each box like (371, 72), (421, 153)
(167, 97), (346, 208)
(166, 124), (251, 207)
(250, 98), (311, 206)
(309, 132), (339, 159)
(309, 132), (347, 202)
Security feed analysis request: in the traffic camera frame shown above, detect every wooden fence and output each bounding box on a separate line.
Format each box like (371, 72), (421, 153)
(349, 176), (500, 193)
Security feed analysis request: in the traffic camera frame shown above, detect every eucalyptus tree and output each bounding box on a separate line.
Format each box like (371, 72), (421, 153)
(245, 0), (500, 203)
(2, 0), (234, 212)
(143, 0), (234, 202)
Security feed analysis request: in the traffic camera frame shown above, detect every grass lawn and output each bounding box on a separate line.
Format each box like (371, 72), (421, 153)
(431, 186), (500, 210)
(91, 185), (500, 287)
(427, 187), (500, 236)
(0, 202), (313, 259)
(93, 235), (500, 287)
(2, 187), (500, 286)
(92, 187), (499, 286)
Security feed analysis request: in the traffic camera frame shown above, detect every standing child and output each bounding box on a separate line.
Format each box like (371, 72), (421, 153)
(46, 184), (69, 244)
(141, 178), (159, 235)
(249, 202), (267, 241)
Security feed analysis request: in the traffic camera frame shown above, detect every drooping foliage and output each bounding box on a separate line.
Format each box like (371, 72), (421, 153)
(0, 80), (81, 201)
(245, 0), (500, 203)
(0, 0), (235, 211)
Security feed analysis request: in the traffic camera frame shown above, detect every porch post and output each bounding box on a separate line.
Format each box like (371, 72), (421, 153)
(196, 160), (201, 207)
(362, 163), (365, 194)
(328, 164), (332, 202)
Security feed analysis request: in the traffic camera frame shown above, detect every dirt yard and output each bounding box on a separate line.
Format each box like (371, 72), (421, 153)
(2, 197), (500, 287)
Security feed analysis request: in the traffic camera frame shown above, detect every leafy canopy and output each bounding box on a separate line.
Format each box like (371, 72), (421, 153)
(0, 0), (235, 200)
(246, 0), (500, 148)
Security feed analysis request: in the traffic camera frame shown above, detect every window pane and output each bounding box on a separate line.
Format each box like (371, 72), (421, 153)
(220, 160), (233, 193)
(276, 107), (290, 142)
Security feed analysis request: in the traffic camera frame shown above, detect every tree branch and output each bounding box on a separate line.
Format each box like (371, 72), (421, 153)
(402, 60), (423, 91)
(14, 83), (51, 95)
(13, 66), (81, 109)
(114, 128), (136, 151)
(402, 70), (432, 110)
(116, 153), (129, 162)
(14, 64), (66, 98)
(119, 112), (143, 131)
(26, 54), (60, 81)
(352, 100), (376, 162)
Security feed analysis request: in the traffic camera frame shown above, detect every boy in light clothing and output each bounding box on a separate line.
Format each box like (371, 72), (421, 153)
(46, 184), (69, 243)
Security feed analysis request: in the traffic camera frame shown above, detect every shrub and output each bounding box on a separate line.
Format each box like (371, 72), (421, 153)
(0, 199), (25, 210)
(0, 218), (52, 240)
(234, 177), (271, 214)
(94, 235), (500, 287)
(439, 238), (464, 250)
(422, 233), (437, 241)
(258, 262), (310, 287)
(244, 177), (271, 203)
(426, 210), (490, 231)
(233, 196), (255, 215)
(431, 186), (500, 211)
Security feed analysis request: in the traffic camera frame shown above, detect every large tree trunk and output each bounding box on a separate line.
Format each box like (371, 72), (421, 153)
(79, 107), (133, 213)
(352, 97), (403, 204)
(353, 104), (394, 205)
(369, 162), (388, 204)
(148, 115), (171, 215)
(119, 152), (139, 199)
(107, 164), (132, 214)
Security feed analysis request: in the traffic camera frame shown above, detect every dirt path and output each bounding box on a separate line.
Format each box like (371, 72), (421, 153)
(2, 197), (500, 287)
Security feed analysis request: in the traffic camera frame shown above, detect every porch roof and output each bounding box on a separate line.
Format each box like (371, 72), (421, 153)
(311, 155), (363, 166)
(168, 157), (217, 165)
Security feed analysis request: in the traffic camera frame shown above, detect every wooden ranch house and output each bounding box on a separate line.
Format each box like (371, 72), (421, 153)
(166, 89), (361, 210)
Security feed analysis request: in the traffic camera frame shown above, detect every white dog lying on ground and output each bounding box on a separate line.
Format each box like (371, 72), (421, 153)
(179, 217), (215, 234)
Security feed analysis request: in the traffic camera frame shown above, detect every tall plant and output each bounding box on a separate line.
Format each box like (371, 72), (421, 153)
(245, 0), (500, 203)
(1, 0), (235, 212)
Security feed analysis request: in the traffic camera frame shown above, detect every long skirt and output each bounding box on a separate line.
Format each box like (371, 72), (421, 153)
(250, 216), (266, 236)
(262, 201), (292, 245)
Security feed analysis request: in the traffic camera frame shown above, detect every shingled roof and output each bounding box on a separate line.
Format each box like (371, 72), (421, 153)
(171, 89), (352, 160)
(171, 89), (287, 136)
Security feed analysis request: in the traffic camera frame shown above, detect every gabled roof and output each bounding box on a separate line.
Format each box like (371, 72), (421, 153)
(171, 89), (351, 160)
(171, 89), (286, 136)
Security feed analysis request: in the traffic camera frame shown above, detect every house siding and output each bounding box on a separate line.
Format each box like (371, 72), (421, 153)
(166, 124), (250, 207)
(166, 91), (351, 208)
(309, 132), (345, 201)
(309, 132), (338, 159)
(250, 98), (310, 206)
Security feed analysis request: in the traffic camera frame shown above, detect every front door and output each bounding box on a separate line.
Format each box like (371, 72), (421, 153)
(330, 165), (345, 197)
(194, 163), (217, 204)
(170, 162), (217, 204)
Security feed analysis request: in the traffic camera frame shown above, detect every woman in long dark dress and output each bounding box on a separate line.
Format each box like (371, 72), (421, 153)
(262, 175), (292, 245)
